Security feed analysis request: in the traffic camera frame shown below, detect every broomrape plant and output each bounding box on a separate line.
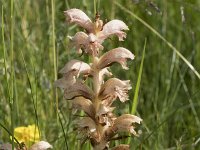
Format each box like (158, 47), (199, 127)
(55, 8), (142, 150)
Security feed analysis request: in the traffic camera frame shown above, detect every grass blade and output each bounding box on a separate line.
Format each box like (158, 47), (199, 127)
(131, 39), (146, 115)
(51, 0), (58, 119)
(114, 1), (200, 80)
(128, 39), (146, 145)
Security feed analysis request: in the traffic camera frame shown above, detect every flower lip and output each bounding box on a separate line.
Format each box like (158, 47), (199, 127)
(54, 74), (76, 90)
(76, 117), (97, 133)
(99, 78), (132, 106)
(64, 8), (94, 32)
(59, 59), (91, 76)
(64, 81), (94, 100)
(112, 114), (142, 135)
(97, 47), (134, 70)
(96, 104), (115, 117)
(72, 97), (95, 118)
(71, 32), (104, 56)
(98, 19), (129, 42)
(55, 59), (91, 90)
(70, 32), (89, 54)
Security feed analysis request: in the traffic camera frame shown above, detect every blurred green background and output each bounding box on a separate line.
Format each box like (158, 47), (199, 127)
(0, 0), (200, 149)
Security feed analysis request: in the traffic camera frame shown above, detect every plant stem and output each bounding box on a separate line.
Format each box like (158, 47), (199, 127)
(51, 0), (58, 120)
(10, 0), (15, 149)
(92, 57), (101, 113)
(94, 0), (97, 15)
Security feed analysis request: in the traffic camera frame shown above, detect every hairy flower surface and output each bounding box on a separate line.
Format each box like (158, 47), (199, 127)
(112, 114), (142, 135)
(97, 47), (134, 70)
(63, 81), (94, 100)
(64, 9), (94, 32)
(56, 8), (142, 150)
(64, 9), (129, 56)
(72, 97), (95, 118)
(99, 78), (132, 106)
(29, 141), (52, 150)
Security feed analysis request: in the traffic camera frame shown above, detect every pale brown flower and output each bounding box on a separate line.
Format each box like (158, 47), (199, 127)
(29, 141), (52, 150)
(54, 59), (91, 89)
(72, 97), (95, 118)
(64, 8), (94, 32)
(64, 81), (94, 100)
(76, 117), (97, 133)
(70, 32), (104, 55)
(59, 59), (91, 76)
(112, 114), (142, 135)
(97, 19), (129, 42)
(97, 47), (134, 70)
(54, 74), (75, 89)
(65, 9), (129, 56)
(99, 78), (132, 106)
(96, 104), (115, 126)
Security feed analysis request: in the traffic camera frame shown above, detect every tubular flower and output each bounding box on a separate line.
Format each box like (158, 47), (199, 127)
(99, 78), (132, 106)
(97, 47), (134, 70)
(112, 114), (142, 136)
(64, 9), (129, 56)
(55, 8), (142, 150)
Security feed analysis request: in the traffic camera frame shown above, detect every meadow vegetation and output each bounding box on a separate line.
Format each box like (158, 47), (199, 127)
(0, 0), (200, 149)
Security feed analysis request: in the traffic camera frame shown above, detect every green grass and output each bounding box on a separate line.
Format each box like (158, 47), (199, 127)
(1, 0), (200, 149)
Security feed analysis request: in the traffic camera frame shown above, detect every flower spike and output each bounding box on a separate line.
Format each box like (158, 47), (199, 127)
(56, 8), (142, 149)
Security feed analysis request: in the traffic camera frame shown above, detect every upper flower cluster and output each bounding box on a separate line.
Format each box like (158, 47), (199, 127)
(65, 8), (129, 56)
(55, 8), (142, 150)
